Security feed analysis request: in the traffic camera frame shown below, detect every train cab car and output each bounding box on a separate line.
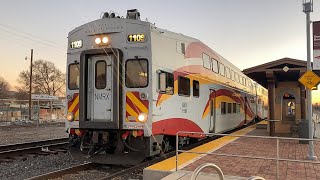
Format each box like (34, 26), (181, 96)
(65, 9), (268, 165)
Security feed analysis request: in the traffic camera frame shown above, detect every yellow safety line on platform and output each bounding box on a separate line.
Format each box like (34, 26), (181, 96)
(146, 125), (256, 171)
(257, 120), (268, 125)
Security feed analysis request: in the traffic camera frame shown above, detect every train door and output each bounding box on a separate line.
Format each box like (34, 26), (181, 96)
(87, 55), (113, 121)
(209, 89), (216, 132)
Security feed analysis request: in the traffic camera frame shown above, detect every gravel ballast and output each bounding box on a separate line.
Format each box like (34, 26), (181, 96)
(0, 122), (68, 145)
(0, 152), (82, 180)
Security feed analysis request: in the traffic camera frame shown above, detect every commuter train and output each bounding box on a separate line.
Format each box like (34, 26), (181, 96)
(65, 9), (268, 165)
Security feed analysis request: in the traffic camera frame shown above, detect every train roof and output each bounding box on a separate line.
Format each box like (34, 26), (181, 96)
(68, 10), (267, 91)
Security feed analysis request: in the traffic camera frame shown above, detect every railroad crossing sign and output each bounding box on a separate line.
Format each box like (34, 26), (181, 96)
(298, 70), (320, 90)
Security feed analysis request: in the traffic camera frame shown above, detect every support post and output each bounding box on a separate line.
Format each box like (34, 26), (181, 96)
(50, 100), (53, 121)
(267, 79), (276, 136)
(37, 98), (40, 126)
(300, 84), (306, 120)
(28, 49), (33, 121)
(303, 0), (317, 160)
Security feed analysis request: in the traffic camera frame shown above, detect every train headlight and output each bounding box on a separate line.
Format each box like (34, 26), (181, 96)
(66, 112), (74, 122)
(95, 37), (101, 44)
(102, 37), (109, 44)
(138, 113), (147, 123)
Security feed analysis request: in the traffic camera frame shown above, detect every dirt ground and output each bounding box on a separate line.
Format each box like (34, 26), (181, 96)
(0, 122), (68, 145)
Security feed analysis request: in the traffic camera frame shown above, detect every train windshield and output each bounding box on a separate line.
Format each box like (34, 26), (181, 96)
(125, 59), (148, 88)
(68, 63), (80, 90)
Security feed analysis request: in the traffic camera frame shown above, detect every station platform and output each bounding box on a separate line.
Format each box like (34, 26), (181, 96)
(143, 122), (320, 180)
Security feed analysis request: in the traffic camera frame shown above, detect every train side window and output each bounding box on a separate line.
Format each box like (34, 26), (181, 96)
(221, 102), (226, 114)
(235, 73), (238, 82)
(95, 60), (106, 89)
(125, 59), (148, 88)
(243, 77), (246, 86)
(237, 104), (240, 113)
(193, 80), (200, 97)
(231, 70), (235, 81)
(159, 71), (174, 95)
(250, 98), (255, 103)
(233, 103), (237, 113)
(227, 103), (232, 113)
(68, 63), (80, 90)
(212, 59), (219, 73)
(239, 76), (243, 85)
(181, 43), (185, 55)
(202, 53), (211, 69)
(219, 63), (225, 76)
(178, 76), (190, 96)
(226, 67), (230, 79)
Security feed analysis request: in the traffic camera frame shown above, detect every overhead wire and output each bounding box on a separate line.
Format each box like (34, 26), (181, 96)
(0, 23), (65, 46)
(0, 32), (65, 76)
(0, 24), (68, 87)
(0, 25), (67, 57)
(0, 30), (61, 51)
(0, 27), (64, 50)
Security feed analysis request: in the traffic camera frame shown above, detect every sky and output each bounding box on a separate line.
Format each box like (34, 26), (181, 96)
(0, 0), (320, 101)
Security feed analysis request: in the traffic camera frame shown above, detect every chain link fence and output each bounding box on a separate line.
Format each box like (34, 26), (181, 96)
(0, 99), (66, 125)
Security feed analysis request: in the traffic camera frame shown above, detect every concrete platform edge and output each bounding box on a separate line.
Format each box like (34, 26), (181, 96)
(162, 170), (248, 180)
(143, 168), (172, 180)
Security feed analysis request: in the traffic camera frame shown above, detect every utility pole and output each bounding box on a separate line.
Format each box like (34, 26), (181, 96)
(28, 49), (33, 121)
(303, 0), (317, 160)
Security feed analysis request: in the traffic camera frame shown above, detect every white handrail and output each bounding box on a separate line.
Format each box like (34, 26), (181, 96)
(190, 163), (224, 180)
(176, 130), (320, 180)
(247, 176), (265, 180)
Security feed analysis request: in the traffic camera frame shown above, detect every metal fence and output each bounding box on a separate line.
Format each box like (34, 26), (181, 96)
(175, 131), (320, 180)
(0, 99), (66, 125)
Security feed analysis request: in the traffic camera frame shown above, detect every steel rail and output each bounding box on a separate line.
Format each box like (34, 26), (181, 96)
(0, 138), (69, 159)
(26, 122), (256, 180)
(0, 138), (69, 152)
(27, 162), (96, 180)
(100, 123), (250, 179)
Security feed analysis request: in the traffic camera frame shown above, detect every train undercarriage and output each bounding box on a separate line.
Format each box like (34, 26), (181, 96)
(68, 129), (193, 165)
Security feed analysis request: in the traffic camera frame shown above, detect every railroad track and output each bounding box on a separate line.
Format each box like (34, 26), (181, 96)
(27, 122), (258, 179)
(27, 162), (97, 180)
(0, 137), (69, 162)
(101, 123), (256, 180)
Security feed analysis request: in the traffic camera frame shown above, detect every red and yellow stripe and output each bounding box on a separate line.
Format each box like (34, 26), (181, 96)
(68, 93), (79, 120)
(126, 91), (149, 122)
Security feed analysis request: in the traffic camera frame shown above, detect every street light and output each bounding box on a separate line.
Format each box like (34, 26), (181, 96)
(25, 49), (33, 121)
(302, 0), (317, 160)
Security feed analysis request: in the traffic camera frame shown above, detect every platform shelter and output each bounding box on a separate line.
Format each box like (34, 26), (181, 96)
(243, 57), (319, 135)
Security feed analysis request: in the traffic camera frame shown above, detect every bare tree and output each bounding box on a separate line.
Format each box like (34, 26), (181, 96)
(0, 76), (10, 99)
(17, 60), (66, 97)
(14, 86), (29, 100)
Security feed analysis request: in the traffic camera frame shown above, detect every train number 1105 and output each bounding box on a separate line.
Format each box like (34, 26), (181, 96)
(128, 34), (145, 42)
